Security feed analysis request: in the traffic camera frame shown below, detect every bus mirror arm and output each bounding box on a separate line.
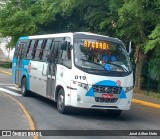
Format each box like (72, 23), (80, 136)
(47, 54), (53, 63)
(47, 55), (50, 63)
(69, 44), (73, 50)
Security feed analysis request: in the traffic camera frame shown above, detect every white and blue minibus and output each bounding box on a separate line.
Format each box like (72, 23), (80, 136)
(12, 32), (133, 116)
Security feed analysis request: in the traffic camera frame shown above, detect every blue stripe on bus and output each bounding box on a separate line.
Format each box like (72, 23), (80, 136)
(12, 57), (17, 83)
(12, 58), (30, 90)
(85, 80), (126, 99)
(19, 36), (29, 40)
(21, 59), (30, 90)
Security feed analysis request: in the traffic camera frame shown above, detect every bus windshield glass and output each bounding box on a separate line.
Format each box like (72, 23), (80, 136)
(74, 39), (132, 73)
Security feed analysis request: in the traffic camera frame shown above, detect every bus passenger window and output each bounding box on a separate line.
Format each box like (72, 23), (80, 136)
(14, 44), (20, 58)
(41, 39), (53, 61)
(39, 39), (47, 60)
(19, 43), (25, 59)
(26, 40), (36, 59)
(31, 40), (38, 59)
(54, 43), (61, 64)
(25, 40), (31, 58)
(34, 40), (43, 60)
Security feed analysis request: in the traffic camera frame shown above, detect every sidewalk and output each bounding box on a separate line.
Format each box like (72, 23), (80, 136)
(0, 91), (32, 139)
(132, 92), (160, 109)
(133, 93), (160, 105)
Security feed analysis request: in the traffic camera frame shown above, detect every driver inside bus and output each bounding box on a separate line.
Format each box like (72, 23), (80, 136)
(102, 50), (117, 63)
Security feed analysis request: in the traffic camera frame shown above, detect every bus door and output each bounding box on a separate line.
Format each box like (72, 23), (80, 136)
(46, 41), (61, 99)
(46, 63), (56, 99)
(15, 41), (26, 85)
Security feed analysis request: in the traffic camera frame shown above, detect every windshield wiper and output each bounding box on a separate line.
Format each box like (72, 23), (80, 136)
(80, 58), (105, 69)
(108, 62), (128, 72)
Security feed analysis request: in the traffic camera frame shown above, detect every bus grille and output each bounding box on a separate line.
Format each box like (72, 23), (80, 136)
(95, 97), (118, 103)
(92, 85), (121, 94)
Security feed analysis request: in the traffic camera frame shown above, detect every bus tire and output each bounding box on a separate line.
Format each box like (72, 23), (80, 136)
(21, 78), (29, 97)
(107, 109), (122, 117)
(57, 88), (69, 114)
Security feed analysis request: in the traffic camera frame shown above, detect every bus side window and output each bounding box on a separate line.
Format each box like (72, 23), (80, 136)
(51, 42), (60, 64)
(34, 39), (44, 60)
(25, 40), (31, 58)
(39, 39), (47, 60)
(41, 39), (53, 62)
(14, 42), (20, 58)
(19, 43), (25, 59)
(14, 41), (27, 59)
(26, 40), (36, 59)
(31, 40), (38, 59)
(61, 43), (72, 68)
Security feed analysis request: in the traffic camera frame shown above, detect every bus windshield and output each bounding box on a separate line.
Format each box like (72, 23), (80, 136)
(74, 39), (132, 73)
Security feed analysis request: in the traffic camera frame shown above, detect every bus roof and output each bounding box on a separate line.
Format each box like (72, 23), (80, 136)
(19, 32), (122, 43)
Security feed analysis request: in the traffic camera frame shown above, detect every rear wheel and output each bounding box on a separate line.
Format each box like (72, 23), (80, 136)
(57, 88), (69, 114)
(21, 78), (29, 96)
(107, 109), (122, 117)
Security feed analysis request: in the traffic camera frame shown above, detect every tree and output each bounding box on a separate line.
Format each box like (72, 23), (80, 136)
(0, 0), (41, 47)
(117, 0), (160, 91)
(144, 24), (160, 92)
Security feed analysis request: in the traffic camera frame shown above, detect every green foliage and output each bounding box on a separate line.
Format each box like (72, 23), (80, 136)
(144, 25), (160, 53)
(0, 0), (41, 47)
(0, 62), (12, 69)
(0, 0), (160, 92)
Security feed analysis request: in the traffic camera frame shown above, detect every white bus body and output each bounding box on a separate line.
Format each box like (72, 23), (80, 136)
(12, 32), (133, 116)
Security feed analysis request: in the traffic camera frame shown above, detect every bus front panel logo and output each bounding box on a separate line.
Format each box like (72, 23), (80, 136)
(116, 80), (121, 86)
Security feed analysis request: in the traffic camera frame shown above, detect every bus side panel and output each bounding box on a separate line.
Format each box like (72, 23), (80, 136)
(12, 57), (17, 83)
(21, 59), (30, 90)
(29, 61), (48, 97)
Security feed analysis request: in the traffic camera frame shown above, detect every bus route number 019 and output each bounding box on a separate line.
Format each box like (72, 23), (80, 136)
(75, 75), (86, 80)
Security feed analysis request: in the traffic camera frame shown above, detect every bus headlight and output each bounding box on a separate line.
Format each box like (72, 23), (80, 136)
(125, 86), (133, 93)
(73, 81), (88, 90)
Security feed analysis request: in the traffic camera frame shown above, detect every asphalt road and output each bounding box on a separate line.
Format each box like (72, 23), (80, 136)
(0, 72), (160, 139)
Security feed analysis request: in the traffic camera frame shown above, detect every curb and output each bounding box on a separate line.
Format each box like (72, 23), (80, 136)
(0, 70), (11, 75)
(132, 99), (160, 109)
(0, 91), (39, 139)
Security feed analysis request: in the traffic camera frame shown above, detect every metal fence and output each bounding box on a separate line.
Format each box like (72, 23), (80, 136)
(141, 59), (160, 94)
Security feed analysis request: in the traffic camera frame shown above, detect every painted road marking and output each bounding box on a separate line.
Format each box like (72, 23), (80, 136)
(132, 99), (160, 109)
(0, 70), (11, 75)
(0, 88), (21, 96)
(7, 86), (21, 91)
(0, 83), (15, 86)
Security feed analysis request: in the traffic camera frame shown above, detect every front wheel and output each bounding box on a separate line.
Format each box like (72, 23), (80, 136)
(107, 109), (122, 117)
(21, 78), (29, 96)
(57, 88), (69, 114)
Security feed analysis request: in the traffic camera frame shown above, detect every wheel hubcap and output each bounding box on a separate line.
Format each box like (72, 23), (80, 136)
(58, 95), (64, 109)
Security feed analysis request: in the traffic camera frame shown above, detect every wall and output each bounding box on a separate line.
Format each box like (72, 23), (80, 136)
(0, 38), (14, 62)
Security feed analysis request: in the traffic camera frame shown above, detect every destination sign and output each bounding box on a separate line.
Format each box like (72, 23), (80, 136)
(83, 41), (109, 50)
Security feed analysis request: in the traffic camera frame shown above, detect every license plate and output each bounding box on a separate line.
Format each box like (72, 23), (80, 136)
(102, 94), (113, 99)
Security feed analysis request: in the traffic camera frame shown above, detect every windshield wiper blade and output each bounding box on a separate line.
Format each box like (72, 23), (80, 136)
(108, 62), (128, 72)
(80, 58), (106, 69)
